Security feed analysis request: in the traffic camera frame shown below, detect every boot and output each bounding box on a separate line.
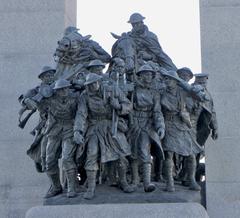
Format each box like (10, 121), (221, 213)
(66, 169), (77, 198)
(165, 160), (175, 192)
(106, 162), (118, 186)
(45, 172), (62, 198)
(118, 163), (135, 193)
(143, 163), (156, 192)
(188, 156), (201, 191)
(84, 170), (97, 200)
(131, 160), (140, 186)
(153, 157), (164, 182)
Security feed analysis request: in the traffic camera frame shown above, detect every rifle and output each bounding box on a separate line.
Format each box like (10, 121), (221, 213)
(61, 63), (85, 81)
(18, 107), (36, 129)
(111, 72), (119, 139)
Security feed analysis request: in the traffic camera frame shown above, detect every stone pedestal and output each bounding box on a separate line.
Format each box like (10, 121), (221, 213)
(0, 1), (76, 218)
(43, 183), (202, 206)
(26, 203), (208, 218)
(200, 1), (240, 217)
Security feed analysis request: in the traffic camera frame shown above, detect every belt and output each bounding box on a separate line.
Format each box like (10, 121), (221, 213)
(55, 118), (73, 124)
(133, 110), (152, 118)
(89, 115), (112, 121)
(164, 113), (179, 121)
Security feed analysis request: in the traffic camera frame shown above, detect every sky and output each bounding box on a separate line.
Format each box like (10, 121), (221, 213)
(77, 0), (201, 73)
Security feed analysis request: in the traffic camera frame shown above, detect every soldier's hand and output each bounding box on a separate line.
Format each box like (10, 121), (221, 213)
(110, 98), (121, 110)
(74, 131), (84, 145)
(211, 129), (218, 140)
(24, 98), (37, 110)
(157, 128), (165, 140)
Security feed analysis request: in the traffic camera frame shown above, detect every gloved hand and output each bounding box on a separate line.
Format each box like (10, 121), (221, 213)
(24, 98), (37, 110)
(211, 129), (218, 140)
(110, 98), (121, 110)
(74, 131), (84, 145)
(157, 128), (165, 140)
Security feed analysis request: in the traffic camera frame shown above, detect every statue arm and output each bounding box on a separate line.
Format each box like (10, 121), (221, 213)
(116, 87), (133, 115)
(153, 92), (165, 132)
(74, 92), (88, 135)
(144, 32), (177, 70)
(209, 100), (218, 131)
(20, 87), (40, 110)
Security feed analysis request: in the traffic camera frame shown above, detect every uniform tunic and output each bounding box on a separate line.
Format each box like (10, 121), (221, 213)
(74, 87), (132, 171)
(161, 87), (202, 156)
(44, 92), (78, 173)
(128, 84), (165, 163)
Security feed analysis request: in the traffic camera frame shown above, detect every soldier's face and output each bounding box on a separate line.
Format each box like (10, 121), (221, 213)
(164, 76), (177, 88)
(57, 87), (69, 97)
(110, 71), (118, 81)
(195, 80), (207, 88)
(132, 21), (144, 32)
(178, 73), (192, 82)
(89, 66), (104, 75)
(41, 72), (54, 84)
(155, 72), (163, 81)
(140, 71), (153, 84)
(88, 81), (100, 92)
(113, 65), (125, 76)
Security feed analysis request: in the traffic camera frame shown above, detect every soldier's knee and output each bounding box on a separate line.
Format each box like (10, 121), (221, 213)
(62, 157), (76, 171)
(46, 161), (59, 174)
(87, 144), (99, 157)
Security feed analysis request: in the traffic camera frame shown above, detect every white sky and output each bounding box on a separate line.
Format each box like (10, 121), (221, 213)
(77, 0), (201, 73)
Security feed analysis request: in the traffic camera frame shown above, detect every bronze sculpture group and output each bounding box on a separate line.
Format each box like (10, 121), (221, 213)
(18, 13), (218, 200)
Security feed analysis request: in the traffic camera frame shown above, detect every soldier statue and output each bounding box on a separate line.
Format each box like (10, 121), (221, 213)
(177, 67), (194, 82)
(191, 73), (218, 181)
(126, 13), (177, 71)
(41, 79), (79, 198)
(74, 73), (134, 200)
(18, 16), (220, 202)
(174, 67), (194, 185)
(86, 59), (106, 75)
(18, 66), (55, 172)
(108, 58), (134, 95)
(161, 70), (203, 192)
(127, 64), (165, 192)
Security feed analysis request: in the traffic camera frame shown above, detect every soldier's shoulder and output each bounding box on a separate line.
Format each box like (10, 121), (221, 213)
(145, 28), (158, 40)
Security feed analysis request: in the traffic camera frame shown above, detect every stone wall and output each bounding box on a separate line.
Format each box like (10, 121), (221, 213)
(0, 1), (76, 217)
(200, 0), (240, 217)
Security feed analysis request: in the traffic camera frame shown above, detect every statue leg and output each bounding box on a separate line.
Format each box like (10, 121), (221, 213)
(117, 158), (135, 193)
(143, 163), (156, 192)
(130, 159), (140, 186)
(164, 151), (175, 192)
(62, 138), (77, 198)
(154, 156), (164, 182)
(84, 135), (99, 200)
(40, 134), (48, 172)
(187, 155), (201, 191)
(84, 170), (97, 200)
(45, 172), (62, 198)
(139, 132), (155, 192)
(45, 136), (62, 198)
(104, 161), (117, 186)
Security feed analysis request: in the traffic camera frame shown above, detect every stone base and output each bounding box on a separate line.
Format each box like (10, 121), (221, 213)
(26, 203), (208, 218)
(44, 182), (202, 205)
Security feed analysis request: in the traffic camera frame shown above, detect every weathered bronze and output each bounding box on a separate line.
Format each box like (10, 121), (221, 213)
(18, 13), (218, 202)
